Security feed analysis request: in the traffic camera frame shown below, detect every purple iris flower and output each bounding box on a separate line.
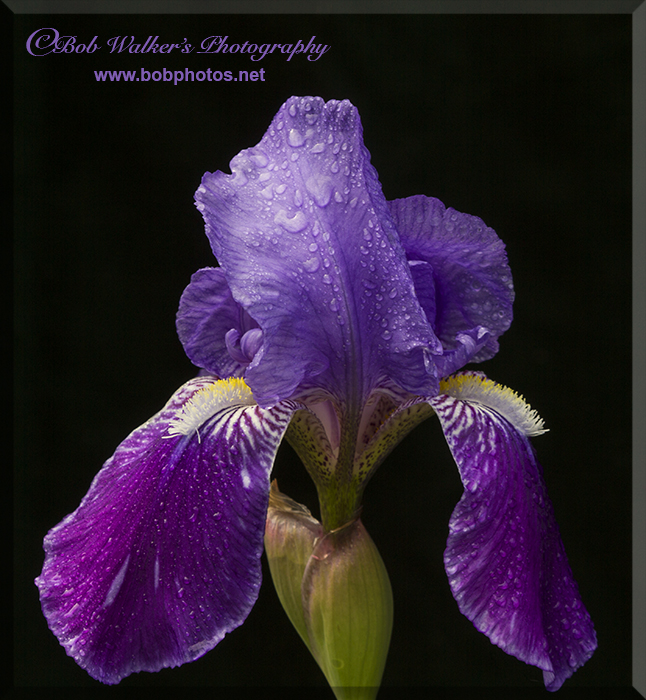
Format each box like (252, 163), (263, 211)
(36, 96), (596, 690)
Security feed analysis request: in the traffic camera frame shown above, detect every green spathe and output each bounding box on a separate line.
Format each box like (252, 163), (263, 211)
(264, 481), (324, 651)
(303, 518), (393, 699)
(265, 482), (393, 700)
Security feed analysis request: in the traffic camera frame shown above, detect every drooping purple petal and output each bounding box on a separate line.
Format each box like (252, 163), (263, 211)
(195, 96), (441, 407)
(176, 267), (259, 377)
(36, 377), (298, 684)
(427, 373), (596, 690)
(390, 195), (514, 365)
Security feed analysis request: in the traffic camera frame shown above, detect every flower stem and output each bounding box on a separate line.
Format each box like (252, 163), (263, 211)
(317, 405), (363, 531)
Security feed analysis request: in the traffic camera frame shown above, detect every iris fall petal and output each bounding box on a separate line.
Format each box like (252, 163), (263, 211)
(428, 372), (596, 690)
(36, 376), (299, 684)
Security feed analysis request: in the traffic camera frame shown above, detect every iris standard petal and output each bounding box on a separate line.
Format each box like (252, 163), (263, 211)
(389, 195), (514, 364)
(428, 372), (596, 690)
(432, 326), (492, 380)
(195, 96), (441, 407)
(176, 267), (258, 377)
(36, 377), (299, 684)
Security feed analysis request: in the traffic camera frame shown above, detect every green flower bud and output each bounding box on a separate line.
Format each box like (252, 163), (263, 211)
(265, 481), (393, 700)
(302, 518), (393, 700)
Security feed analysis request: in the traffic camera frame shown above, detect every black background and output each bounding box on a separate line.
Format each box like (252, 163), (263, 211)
(13, 8), (633, 696)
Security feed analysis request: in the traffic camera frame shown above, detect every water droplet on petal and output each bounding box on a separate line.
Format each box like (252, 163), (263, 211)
(288, 128), (305, 147)
(231, 167), (247, 187)
(303, 257), (320, 273)
(274, 209), (306, 233)
(310, 142), (325, 154)
(250, 153), (268, 167)
(305, 176), (333, 207)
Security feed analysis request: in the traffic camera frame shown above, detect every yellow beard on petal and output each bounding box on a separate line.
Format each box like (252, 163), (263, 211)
(440, 371), (548, 437)
(165, 377), (256, 439)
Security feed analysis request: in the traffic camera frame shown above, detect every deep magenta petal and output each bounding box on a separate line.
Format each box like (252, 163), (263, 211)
(390, 195), (514, 365)
(195, 96), (441, 406)
(428, 388), (596, 690)
(36, 377), (298, 684)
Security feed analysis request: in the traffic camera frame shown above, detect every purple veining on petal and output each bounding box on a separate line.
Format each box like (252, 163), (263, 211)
(428, 387), (596, 691)
(407, 260), (436, 325)
(36, 377), (298, 684)
(194, 96), (442, 407)
(389, 195), (514, 366)
(177, 267), (259, 377)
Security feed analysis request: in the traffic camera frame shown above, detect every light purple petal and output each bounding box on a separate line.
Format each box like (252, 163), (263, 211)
(36, 377), (298, 684)
(176, 267), (257, 377)
(428, 375), (596, 691)
(195, 96), (441, 406)
(390, 195), (514, 365)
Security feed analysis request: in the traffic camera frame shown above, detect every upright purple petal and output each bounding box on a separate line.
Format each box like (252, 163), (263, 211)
(195, 96), (441, 407)
(390, 195), (514, 366)
(36, 377), (299, 684)
(176, 267), (258, 377)
(428, 372), (596, 690)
